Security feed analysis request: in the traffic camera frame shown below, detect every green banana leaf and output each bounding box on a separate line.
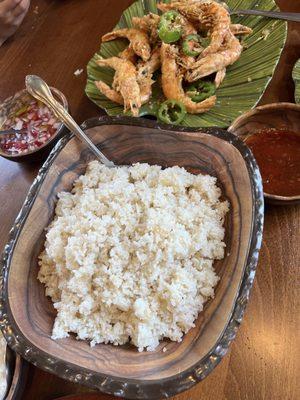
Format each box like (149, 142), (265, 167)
(85, 0), (287, 127)
(292, 59), (300, 104)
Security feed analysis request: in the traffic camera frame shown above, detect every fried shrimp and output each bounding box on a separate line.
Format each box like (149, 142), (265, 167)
(96, 57), (141, 116)
(102, 28), (151, 61)
(161, 43), (216, 114)
(132, 13), (160, 44)
(94, 1), (251, 119)
(158, 1), (231, 56)
(185, 32), (242, 81)
(95, 81), (124, 105)
(137, 47), (161, 103)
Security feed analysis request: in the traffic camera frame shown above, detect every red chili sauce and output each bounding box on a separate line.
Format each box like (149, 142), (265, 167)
(245, 129), (300, 197)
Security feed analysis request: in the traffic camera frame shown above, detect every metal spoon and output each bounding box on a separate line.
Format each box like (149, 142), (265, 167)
(229, 10), (300, 22)
(25, 75), (114, 167)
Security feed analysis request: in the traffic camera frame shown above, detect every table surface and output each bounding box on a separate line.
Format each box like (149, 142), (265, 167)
(0, 1), (299, 400)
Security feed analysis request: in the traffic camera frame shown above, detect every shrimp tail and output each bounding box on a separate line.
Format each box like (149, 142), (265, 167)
(215, 68), (226, 88)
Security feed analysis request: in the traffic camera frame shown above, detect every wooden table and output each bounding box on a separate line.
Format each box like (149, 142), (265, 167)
(0, 1), (299, 399)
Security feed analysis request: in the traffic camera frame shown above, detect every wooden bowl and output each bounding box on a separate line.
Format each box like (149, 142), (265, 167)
(0, 117), (264, 399)
(228, 102), (300, 205)
(6, 351), (28, 400)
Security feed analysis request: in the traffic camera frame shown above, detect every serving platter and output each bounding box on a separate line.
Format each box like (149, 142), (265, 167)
(0, 117), (263, 399)
(86, 0), (287, 127)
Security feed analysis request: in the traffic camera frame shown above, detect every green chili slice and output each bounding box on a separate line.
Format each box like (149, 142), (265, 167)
(158, 11), (183, 44)
(182, 34), (211, 56)
(157, 100), (186, 124)
(186, 81), (216, 103)
(182, 34), (203, 57)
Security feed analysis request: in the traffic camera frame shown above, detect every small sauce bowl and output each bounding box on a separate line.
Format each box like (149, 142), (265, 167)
(228, 103), (300, 205)
(0, 88), (68, 162)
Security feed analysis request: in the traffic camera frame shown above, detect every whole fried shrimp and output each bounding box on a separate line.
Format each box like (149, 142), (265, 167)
(96, 57), (141, 116)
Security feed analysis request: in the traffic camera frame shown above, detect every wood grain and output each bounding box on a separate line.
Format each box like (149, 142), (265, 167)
(0, 0), (299, 399)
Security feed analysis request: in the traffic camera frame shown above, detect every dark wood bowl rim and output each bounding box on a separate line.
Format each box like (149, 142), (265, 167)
(0, 116), (264, 399)
(228, 102), (300, 204)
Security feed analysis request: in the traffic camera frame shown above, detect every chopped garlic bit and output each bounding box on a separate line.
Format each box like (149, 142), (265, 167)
(74, 69), (84, 76)
(262, 29), (271, 40)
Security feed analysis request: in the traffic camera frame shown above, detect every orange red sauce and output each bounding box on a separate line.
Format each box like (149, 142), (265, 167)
(245, 129), (300, 197)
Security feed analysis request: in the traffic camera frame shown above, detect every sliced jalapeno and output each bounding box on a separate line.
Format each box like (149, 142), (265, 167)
(182, 34), (211, 57)
(186, 81), (216, 103)
(157, 99), (186, 124)
(158, 11), (183, 44)
(182, 34), (203, 57)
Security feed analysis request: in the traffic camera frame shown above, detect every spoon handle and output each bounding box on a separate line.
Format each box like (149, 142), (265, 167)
(230, 10), (300, 22)
(25, 75), (114, 167)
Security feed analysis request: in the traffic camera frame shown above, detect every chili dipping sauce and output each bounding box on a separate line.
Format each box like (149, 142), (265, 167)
(245, 129), (300, 197)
